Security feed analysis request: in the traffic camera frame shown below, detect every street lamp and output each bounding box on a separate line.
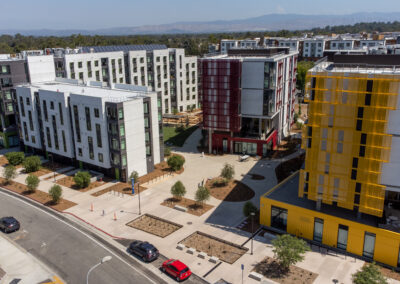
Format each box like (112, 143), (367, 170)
(86, 256), (112, 284)
(49, 153), (56, 182)
(250, 212), (255, 255)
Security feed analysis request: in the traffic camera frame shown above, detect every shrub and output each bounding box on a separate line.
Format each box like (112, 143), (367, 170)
(272, 234), (310, 272)
(26, 174), (40, 193)
(212, 178), (228, 187)
(293, 113), (299, 123)
(298, 104), (302, 115)
(220, 163), (235, 180)
(49, 184), (62, 204)
(74, 171), (91, 189)
(195, 186), (210, 206)
(167, 155), (185, 171)
(5, 151), (25, 166)
(171, 181), (186, 200)
(243, 201), (258, 217)
(129, 171), (139, 182)
(23, 156), (41, 173)
(164, 147), (171, 157)
(172, 108), (178, 115)
(352, 262), (387, 284)
(296, 121), (303, 130)
(3, 165), (16, 184)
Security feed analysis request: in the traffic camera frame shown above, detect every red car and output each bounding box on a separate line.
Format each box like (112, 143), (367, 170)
(161, 259), (192, 281)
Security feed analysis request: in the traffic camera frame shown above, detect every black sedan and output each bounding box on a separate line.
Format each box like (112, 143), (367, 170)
(0, 217), (20, 233)
(128, 240), (159, 262)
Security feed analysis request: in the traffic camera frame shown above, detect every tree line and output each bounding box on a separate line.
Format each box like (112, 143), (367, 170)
(1, 21), (400, 56)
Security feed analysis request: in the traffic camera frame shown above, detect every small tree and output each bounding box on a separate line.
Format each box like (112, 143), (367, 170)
(129, 171), (139, 182)
(195, 186), (210, 207)
(3, 165), (16, 184)
(26, 174), (40, 193)
(49, 184), (62, 204)
(220, 163), (235, 180)
(298, 104), (302, 115)
(352, 262), (387, 284)
(23, 156), (41, 173)
(74, 171), (91, 189)
(171, 181), (186, 200)
(293, 113), (299, 123)
(167, 155), (185, 171)
(272, 234), (310, 272)
(172, 108), (178, 115)
(164, 147), (171, 157)
(243, 201), (258, 217)
(5, 151), (25, 166)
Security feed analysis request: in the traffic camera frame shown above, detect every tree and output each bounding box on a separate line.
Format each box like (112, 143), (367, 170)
(167, 155), (185, 171)
(49, 184), (62, 204)
(195, 186), (210, 206)
(171, 181), (186, 200)
(352, 262), (387, 284)
(26, 174), (40, 193)
(3, 165), (16, 184)
(296, 61), (314, 95)
(74, 171), (91, 188)
(243, 201), (258, 217)
(220, 163), (235, 180)
(129, 171), (139, 182)
(5, 151), (25, 166)
(23, 156), (41, 173)
(272, 234), (310, 272)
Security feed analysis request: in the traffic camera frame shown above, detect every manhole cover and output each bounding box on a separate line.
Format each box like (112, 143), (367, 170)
(187, 221), (193, 225)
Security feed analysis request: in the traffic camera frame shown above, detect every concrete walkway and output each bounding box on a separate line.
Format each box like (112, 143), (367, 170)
(0, 233), (61, 284)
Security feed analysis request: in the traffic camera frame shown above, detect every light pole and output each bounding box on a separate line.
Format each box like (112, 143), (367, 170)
(86, 256), (112, 284)
(250, 212), (255, 255)
(49, 153), (56, 182)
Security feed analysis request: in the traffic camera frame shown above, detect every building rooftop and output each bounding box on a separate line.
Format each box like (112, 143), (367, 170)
(263, 172), (380, 228)
(203, 47), (297, 60)
(80, 44), (168, 54)
(20, 79), (154, 102)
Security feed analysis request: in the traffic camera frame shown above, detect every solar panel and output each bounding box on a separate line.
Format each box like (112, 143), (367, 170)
(81, 44), (168, 53)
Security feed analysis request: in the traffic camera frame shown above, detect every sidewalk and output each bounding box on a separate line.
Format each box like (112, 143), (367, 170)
(0, 233), (62, 284)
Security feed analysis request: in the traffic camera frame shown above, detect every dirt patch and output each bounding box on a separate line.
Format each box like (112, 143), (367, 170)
(253, 256), (318, 284)
(161, 197), (214, 216)
(0, 177), (76, 211)
(91, 182), (147, 197)
(126, 214), (182, 238)
(56, 175), (106, 192)
(180, 231), (248, 264)
(206, 178), (255, 202)
(275, 153), (305, 183)
(138, 154), (184, 184)
(250, 174), (265, 180)
(0, 156), (9, 166)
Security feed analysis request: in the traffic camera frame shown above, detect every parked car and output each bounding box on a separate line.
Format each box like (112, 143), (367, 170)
(128, 240), (159, 262)
(0, 217), (20, 233)
(161, 259), (192, 281)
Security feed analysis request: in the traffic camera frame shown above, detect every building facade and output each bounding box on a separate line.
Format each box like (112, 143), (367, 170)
(199, 48), (298, 156)
(16, 79), (162, 181)
(261, 55), (400, 269)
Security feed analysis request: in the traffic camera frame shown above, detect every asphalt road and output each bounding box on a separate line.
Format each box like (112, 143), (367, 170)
(0, 189), (166, 284)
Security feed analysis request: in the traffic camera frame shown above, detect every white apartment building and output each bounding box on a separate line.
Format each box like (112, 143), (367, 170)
(329, 37), (355, 50)
(303, 38), (326, 58)
(278, 38), (301, 51)
(15, 79), (162, 181)
(220, 40), (239, 54)
(360, 39), (386, 48)
(239, 38), (260, 48)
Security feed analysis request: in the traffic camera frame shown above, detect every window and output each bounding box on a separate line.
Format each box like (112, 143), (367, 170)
(145, 131), (150, 143)
(307, 126), (312, 137)
(356, 120), (362, 131)
(143, 102), (149, 114)
(43, 100), (48, 121)
(98, 153), (103, 163)
(360, 133), (367, 145)
(146, 145), (151, 156)
(46, 127), (52, 148)
(119, 124), (125, 136)
(337, 225), (349, 250)
(78, 61), (82, 68)
(144, 117), (149, 128)
(52, 116), (59, 150)
(363, 232), (376, 259)
(321, 140), (327, 151)
(118, 108), (124, 120)
(94, 108), (100, 118)
(354, 194), (360, 204)
(26, 97), (30, 105)
(271, 206), (288, 231)
(85, 107), (91, 131)
(307, 138), (312, 148)
(357, 107), (364, 118)
(50, 101), (54, 110)
(337, 142), (343, 153)
(322, 128), (328, 139)
(359, 146), (366, 157)
(111, 138), (119, 150)
(313, 218), (324, 243)
(338, 130), (344, 141)
(352, 157), (359, 168)
(88, 137), (94, 160)
(62, 131), (67, 152)
(120, 138), (126, 150)
(96, 124), (102, 148)
(351, 169), (357, 180)
(94, 60), (99, 67)
(355, 182), (361, 193)
(73, 105), (81, 142)
(31, 136), (36, 143)
(23, 122), (28, 141)
(78, 148), (82, 156)
(28, 111), (34, 131)
(122, 154), (127, 166)
(59, 103), (64, 125)
(19, 97), (25, 117)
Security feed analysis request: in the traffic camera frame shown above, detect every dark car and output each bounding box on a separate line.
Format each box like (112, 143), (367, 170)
(0, 217), (20, 233)
(128, 240), (159, 262)
(161, 259), (192, 281)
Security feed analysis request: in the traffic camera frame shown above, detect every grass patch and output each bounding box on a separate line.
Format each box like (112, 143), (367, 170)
(163, 125), (198, 147)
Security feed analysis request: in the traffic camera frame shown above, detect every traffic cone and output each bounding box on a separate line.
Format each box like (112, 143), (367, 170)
(90, 203), (93, 212)
(114, 212), (117, 221)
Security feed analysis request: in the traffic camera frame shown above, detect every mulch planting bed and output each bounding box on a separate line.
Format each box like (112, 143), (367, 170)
(138, 154), (184, 184)
(250, 174), (265, 180)
(206, 178), (255, 202)
(126, 214), (182, 238)
(161, 197), (214, 216)
(0, 177), (76, 211)
(275, 153), (305, 183)
(56, 176), (106, 192)
(367, 263), (400, 281)
(0, 156), (9, 166)
(91, 182), (147, 197)
(179, 231), (248, 264)
(253, 256), (318, 284)
(30, 167), (54, 177)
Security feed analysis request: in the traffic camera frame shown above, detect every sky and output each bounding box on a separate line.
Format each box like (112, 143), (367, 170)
(1, 0), (400, 30)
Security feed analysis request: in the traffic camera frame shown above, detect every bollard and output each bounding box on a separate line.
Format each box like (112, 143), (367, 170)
(114, 212), (117, 221)
(102, 209), (105, 216)
(90, 203), (93, 212)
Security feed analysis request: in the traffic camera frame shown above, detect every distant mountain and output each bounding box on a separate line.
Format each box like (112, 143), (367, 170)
(2, 12), (400, 36)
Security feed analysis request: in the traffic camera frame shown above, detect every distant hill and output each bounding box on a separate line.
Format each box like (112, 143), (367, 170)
(2, 12), (400, 36)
